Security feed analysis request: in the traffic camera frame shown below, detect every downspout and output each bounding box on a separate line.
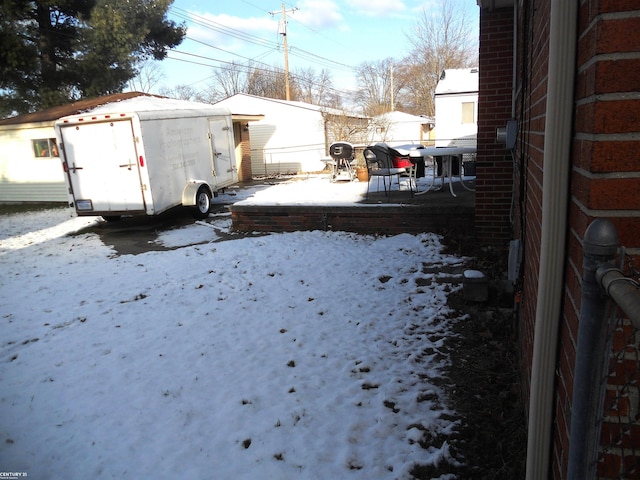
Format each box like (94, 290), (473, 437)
(525, 1), (578, 479)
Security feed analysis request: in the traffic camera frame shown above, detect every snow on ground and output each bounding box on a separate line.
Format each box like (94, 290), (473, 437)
(230, 172), (443, 207)
(0, 180), (467, 479)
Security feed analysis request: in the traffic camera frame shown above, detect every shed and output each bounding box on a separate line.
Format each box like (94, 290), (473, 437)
(214, 94), (369, 176)
(370, 111), (435, 146)
(434, 68), (479, 147)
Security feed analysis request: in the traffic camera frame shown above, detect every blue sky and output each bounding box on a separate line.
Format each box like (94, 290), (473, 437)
(156, 0), (480, 96)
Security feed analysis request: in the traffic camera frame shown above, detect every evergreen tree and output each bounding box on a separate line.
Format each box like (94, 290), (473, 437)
(0, 0), (185, 116)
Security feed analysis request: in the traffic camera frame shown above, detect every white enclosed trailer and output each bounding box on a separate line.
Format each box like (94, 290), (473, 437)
(55, 106), (237, 220)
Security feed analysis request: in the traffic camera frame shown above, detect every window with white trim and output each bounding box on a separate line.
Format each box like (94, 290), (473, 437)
(32, 138), (59, 158)
(461, 102), (475, 124)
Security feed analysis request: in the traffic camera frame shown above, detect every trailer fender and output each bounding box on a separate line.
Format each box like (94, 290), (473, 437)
(182, 182), (214, 207)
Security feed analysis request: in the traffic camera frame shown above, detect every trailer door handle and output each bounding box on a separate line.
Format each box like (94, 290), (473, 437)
(119, 160), (136, 170)
(70, 163), (83, 173)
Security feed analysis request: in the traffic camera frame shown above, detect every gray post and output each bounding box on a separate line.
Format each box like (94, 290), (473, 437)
(568, 219), (620, 480)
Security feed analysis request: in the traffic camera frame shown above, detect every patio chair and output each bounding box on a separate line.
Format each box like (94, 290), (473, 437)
(363, 143), (407, 199)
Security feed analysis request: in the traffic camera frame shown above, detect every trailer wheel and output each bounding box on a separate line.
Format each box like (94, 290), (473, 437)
(193, 186), (211, 219)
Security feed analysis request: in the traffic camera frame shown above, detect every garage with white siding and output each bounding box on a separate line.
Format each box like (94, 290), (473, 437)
(0, 120), (67, 203)
(214, 94), (368, 177)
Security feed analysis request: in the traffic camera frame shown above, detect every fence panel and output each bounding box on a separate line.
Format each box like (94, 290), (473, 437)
(597, 253), (640, 480)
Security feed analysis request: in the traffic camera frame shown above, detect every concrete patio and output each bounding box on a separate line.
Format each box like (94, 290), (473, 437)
(229, 174), (476, 239)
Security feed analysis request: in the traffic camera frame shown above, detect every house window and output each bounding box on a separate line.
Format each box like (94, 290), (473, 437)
(32, 138), (59, 158)
(461, 102), (475, 124)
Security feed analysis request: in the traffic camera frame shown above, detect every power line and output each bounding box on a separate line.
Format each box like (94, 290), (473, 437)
(170, 6), (278, 50)
(238, 0), (271, 15)
(288, 46), (354, 72)
(168, 5), (355, 76)
(166, 48), (356, 98)
(187, 37), (276, 67)
(285, 8), (350, 54)
(164, 5), (361, 99)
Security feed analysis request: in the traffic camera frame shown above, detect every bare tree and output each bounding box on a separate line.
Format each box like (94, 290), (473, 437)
(248, 65), (291, 99)
(402, 0), (478, 116)
(158, 84), (207, 102)
(210, 61), (251, 100)
(323, 111), (369, 146)
(130, 59), (165, 93)
(354, 58), (406, 117)
(294, 67), (339, 107)
(205, 60), (344, 106)
(206, 61), (292, 101)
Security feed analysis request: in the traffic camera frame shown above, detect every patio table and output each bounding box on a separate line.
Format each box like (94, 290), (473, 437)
(393, 145), (477, 197)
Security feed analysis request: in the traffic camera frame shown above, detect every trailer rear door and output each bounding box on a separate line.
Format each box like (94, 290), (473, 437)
(59, 119), (145, 214)
(208, 117), (237, 187)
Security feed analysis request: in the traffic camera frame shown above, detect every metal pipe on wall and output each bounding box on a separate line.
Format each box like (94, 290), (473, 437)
(567, 219), (619, 480)
(597, 267), (640, 328)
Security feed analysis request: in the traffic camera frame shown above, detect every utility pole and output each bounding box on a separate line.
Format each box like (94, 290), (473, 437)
(390, 64), (395, 111)
(270, 3), (298, 101)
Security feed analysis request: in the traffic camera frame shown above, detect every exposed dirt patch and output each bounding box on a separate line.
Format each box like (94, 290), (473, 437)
(412, 240), (527, 479)
(439, 293), (526, 479)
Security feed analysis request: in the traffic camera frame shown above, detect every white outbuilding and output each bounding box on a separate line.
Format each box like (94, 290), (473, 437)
(434, 68), (479, 148)
(214, 94), (369, 176)
(370, 111), (435, 147)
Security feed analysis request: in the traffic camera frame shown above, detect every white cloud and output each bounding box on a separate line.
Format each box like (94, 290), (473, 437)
(346, 0), (407, 17)
(293, 0), (345, 30)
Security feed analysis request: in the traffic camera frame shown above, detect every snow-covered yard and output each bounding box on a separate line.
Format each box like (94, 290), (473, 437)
(0, 179), (468, 479)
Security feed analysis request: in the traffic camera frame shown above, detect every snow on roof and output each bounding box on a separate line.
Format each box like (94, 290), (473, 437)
(0, 92), (153, 127)
(0, 93), (230, 127)
(87, 96), (221, 114)
(435, 68), (479, 95)
(215, 93), (366, 119)
(374, 111), (433, 124)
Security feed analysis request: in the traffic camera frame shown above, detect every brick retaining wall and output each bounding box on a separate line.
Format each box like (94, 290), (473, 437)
(230, 204), (475, 238)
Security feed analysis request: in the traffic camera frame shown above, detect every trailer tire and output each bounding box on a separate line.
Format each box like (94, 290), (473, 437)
(193, 186), (211, 219)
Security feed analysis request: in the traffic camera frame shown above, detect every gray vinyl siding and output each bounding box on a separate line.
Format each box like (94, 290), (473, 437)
(0, 181), (68, 203)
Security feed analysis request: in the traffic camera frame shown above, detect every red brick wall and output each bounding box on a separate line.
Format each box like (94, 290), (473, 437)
(480, 0), (640, 476)
(495, 0), (640, 477)
(231, 204), (475, 237)
(477, 0), (547, 425)
(572, 1), (640, 478)
(515, 0), (552, 441)
(236, 124), (253, 182)
(476, 8), (514, 246)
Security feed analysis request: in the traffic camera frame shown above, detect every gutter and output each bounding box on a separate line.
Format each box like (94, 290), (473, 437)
(525, 1), (578, 479)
